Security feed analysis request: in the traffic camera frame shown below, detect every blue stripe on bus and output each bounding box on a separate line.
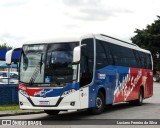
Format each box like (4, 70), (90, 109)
(34, 82), (79, 97)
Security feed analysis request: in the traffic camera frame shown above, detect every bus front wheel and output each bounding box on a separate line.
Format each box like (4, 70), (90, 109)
(44, 110), (60, 115)
(88, 92), (105, 115)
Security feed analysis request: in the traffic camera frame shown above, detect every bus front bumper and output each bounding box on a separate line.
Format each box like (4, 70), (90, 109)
(19, 91), (81, 110)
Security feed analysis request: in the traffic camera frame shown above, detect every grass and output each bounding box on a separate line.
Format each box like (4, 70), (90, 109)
(0, 104), (20, 111)
(0, 104), (42, 113)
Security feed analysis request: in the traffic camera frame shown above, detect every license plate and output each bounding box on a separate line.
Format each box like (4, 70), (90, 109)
(39, 101), (50, 105)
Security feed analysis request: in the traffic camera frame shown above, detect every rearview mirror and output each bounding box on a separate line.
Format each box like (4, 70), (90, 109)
(73, 44), (87, 63)
(73, 47), (80, 63)
(6, 48), (21, 65)
(6, 49), (14, 65)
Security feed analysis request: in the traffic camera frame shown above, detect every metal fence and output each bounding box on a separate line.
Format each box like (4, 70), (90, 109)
(0, 84), (18, 104)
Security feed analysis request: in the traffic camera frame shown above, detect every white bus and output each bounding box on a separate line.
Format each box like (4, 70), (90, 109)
(6, 34), (153, 115)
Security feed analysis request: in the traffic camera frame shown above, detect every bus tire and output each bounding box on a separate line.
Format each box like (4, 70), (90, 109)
(135, 88), (144, 106)
(44, 110), (60, 115)
(129, 88), (143, 106)
(88, 92), (105, 115)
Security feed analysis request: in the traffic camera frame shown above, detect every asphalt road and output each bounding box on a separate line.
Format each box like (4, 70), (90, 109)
(0, 82), (160, 128)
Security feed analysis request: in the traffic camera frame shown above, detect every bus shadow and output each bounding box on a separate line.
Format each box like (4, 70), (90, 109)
(34, 102), (154, 120)
(103, 102), (151, 113)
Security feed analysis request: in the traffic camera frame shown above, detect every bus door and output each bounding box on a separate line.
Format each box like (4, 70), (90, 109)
(79, 38), (94, 109)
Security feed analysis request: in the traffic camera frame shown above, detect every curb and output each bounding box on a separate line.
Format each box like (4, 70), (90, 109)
(0, 111), (44, 117)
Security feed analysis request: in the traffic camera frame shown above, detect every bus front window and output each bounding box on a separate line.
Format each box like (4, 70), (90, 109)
(45, 42), (79, 85)
(20, 42), (79, 86)
(20, 45), (47, 84)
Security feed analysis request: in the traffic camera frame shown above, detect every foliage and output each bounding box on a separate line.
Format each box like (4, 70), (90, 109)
(131, 16), (160, 71)
(0, 104), (20, 111)
(0, 43), (12, 49)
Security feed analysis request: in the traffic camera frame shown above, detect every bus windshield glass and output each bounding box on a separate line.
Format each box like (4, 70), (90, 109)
(20, 44), (47, 84)
(20, 42), (79, 86)
(45, 43), (79, 85)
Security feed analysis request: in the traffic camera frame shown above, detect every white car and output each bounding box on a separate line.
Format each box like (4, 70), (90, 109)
(0, 71), (18, 84)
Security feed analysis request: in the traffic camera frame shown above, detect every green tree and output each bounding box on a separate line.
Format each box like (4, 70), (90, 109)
(0, 43), (12, 49)
(131, 16), (160, 72)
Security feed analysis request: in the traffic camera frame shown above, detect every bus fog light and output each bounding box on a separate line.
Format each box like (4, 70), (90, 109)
(70, 102), (75, 106)
(19, 101), (23, 106)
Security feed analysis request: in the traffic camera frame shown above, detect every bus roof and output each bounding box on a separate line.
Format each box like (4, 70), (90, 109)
(94, 34), (151, 54)
(23, 37), (80, 45)
(23, 34), (151, 54)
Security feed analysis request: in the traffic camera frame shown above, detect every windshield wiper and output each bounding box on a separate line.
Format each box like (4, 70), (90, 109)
(40, 53), (43, 74)
(29, 64), (40, 85)
(29, 54), (43, 85)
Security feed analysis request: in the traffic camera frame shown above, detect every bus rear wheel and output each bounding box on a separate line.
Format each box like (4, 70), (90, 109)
(44, 110), (60, 115)
(129, 88), (143, 106)
(88, 92), (105, 115)
(135, 88), (144, 105)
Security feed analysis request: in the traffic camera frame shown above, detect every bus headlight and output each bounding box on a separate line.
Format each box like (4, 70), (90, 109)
(62, 89), (76, 97)
(19, 90), (29, 98)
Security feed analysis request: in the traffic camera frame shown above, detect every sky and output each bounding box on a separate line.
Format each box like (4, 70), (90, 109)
(0, 0), (160, 48)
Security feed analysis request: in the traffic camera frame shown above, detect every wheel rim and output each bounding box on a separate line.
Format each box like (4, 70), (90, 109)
(96, 97), (102, 109)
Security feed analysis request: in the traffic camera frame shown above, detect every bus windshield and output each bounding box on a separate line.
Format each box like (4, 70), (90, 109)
(20, 42), (79, 86)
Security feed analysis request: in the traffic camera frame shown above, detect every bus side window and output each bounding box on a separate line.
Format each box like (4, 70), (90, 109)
(138, 51), (146, 69)
(80, 39), (94, 87)
(133, 50), (140, 68)
(96, 40), (113, 70)
(146, 54), (152, 69)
